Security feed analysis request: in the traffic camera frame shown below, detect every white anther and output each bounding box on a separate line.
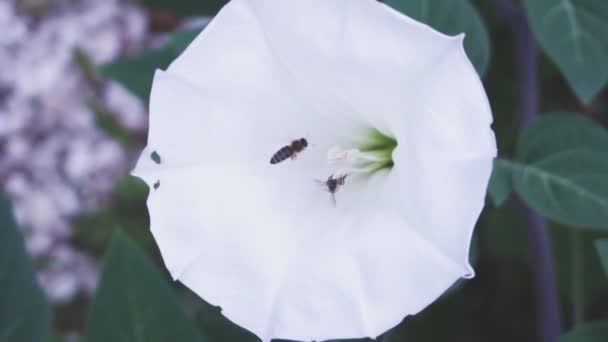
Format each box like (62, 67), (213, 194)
(327, 146), (361, 163)
(327, 146), (386, 164)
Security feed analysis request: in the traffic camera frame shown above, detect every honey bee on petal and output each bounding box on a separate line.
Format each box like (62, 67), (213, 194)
(270, 138), (308, 164)
(316, 174), (348, 207)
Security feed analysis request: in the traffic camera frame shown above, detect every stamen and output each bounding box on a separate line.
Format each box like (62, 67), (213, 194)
(327, 146), (384, 163)
(327, 144), (393, 175)
(326, 128), (397, 177)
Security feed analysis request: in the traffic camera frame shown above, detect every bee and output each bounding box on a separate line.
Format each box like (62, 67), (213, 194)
(317, 174), (348, 207)
(270, 138), (308, 164)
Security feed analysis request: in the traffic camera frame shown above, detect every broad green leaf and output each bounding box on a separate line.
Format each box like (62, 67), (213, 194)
(507, 112), (608, 229)
(488, 159), (514, 207)
(551, 225), (608, 315)
(194, 300), (259, 342)
(380, 268), (536, 342)
(560, 319), (608, 342)
(385, 0), (490, 75)
(45, 333), (64, 342)
(517, 112), (608, 162)
(101, 47), (175, 102)
(169, 27), (204, 54)
(484, 203), (531, 261)
(596, 239), (608, 277)
(101, 26), (205, 102)
(141, 0), (227, 16)
(523, 0), (608, 103)
(0, 192), (51, 342)
(84, 232), (203, 342)
(72, 176), (152, 253)
(90, 103), (134, 146)
(510, 150), (608, 228)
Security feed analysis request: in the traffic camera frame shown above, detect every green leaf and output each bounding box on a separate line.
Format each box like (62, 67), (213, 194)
(551, 225), (608, 317)
(506, 112), (608, 229)
(488, 159), (514, 207)
(101, 26), (204, 102)
(510, 149), (608, 229)
(484, 203), (531, 262)
(90, 103), (134, 146)
(523, 0), (608, 103)
(141, 0), (227, 16)
(84, 232), (204, 342)
(45, 333), (64, 342)
(596, 239), (608, 277)
(385, 0), (490, 75)
(517, 113), (608, 162)
(101, 47), (175, 102)
(560, 319), (608, 342)
(194, 300), (259, 342)
(0, 192), (51, 342)
(72, 176), (152, 253)
(169, 27), (204, 54)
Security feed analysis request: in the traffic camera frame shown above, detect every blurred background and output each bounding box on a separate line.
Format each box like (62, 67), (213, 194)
(1, 0), (608, 341)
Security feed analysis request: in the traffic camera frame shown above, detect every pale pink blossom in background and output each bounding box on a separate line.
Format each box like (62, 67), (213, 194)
(0, 0), (147, 302)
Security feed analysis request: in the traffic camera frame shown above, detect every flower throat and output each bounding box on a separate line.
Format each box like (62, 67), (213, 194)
(327, 127), (397, 176)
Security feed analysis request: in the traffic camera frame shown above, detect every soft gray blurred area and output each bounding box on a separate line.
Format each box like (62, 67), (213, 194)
(0, 0), (147, 303)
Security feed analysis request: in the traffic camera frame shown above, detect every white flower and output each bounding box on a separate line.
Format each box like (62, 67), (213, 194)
(132, 0), (496, 341)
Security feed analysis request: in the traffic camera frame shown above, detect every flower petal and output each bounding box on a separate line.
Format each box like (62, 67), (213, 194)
(133, 69), (352, 177)
(392, 152), (494, 278)
(138, 148), (470, 342)
(134, 0), (497, 341)
(388, 35), (496, 275)
(243, 0), (495, 279)
(397, 35), (496, 159)
(134, 71), (342, 278)
(244, 0), (493, 147)
(171, 166), (464, 341)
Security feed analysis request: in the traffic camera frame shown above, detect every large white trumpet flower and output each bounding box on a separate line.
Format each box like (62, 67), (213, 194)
(132, 0), (496, 341)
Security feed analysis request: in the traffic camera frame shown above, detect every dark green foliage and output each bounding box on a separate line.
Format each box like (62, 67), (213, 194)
(90, 103), (134, 147)
(551, 226), (608, 320)
(596, 240), (608, 277)
(489, 113), (608, 229)
(560, 319), (608, 342)
(488, 159), (515, 207)
(72, 176), (153, 254)
(84, 232), (204, 342)
(524, 0), (608, 103)
(0, 192), (51, 342)
(100, 26), (203, 102)
(141, 0), (228, 16)
(386, 0), (490, 75)
(101, 48), (175, 102)
(169, 27), (204, 52)
(194, 300), (260, 342)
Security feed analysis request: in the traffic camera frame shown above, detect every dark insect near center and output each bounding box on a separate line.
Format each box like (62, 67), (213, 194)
(317, 174), (348, 207)
(270, 138), (308, 164)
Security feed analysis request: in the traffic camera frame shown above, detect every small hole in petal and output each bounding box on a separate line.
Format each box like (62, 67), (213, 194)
(153, 180), (160, 190)
(151, 151), (161, 164)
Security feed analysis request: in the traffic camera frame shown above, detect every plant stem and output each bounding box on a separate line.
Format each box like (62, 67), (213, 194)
(493, 0), (562, 341)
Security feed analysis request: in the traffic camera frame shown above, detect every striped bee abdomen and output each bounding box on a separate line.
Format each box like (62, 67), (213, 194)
(270, 145), (294, 164)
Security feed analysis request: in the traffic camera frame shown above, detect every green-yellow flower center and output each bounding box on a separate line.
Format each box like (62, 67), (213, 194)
(358, 128), (398, 173)
(327, 128), (397, 176)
